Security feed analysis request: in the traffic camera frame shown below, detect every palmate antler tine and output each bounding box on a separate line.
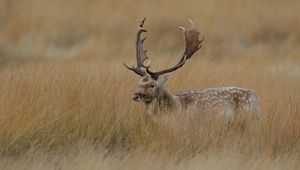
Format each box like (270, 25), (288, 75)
(135, 20), (148, 69)
(124, 18), (148, 76)
(146, 20), (204, 80)
(182, 20), (204, 60)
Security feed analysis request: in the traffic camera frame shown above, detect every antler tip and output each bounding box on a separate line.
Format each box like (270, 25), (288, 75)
(142, 37), (147, 42)
(139, 17), (147, 28)
(188, 19), (196, 28)
(200, 35), (205, 42)
(123, 63), (132, 69)
(178, 26), (186, 31)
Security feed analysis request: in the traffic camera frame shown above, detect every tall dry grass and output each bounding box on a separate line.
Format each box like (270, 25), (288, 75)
(0, 58), (299, 169)
(0, 0), (300, 169)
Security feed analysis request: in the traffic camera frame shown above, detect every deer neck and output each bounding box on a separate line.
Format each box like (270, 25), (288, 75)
(145, 87), (177, 116)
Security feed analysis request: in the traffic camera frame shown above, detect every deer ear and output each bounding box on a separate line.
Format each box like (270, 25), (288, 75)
(157, 74), (170, 87)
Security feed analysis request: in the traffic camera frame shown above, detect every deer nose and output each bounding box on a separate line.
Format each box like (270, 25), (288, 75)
(132, 94), (139, 101)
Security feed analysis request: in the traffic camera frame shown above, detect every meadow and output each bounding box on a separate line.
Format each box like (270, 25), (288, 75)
(0, 0), (299, 169)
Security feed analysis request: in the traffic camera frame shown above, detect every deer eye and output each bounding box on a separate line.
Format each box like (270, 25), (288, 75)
(149, 85), (155, 88)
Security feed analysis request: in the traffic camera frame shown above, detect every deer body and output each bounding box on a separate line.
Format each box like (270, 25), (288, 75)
(124, 18), (260, 125)
(176, 87), (259, 116)
(136, 74), (260, 124)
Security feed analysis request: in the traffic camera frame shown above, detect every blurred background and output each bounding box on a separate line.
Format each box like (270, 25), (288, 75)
(0, 1), (299, 168)
(0, 0), (299, 66)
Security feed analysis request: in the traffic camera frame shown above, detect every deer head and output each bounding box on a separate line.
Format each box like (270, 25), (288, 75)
(124, 18), (204, 104)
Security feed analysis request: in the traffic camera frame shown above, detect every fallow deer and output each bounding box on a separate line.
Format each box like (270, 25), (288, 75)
(124, 18), (260, 126)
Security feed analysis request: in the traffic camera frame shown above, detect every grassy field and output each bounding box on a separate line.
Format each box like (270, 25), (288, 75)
(0, 0), (300, 169)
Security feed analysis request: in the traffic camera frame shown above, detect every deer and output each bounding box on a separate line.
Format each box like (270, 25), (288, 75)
(124, 18), (260, 126)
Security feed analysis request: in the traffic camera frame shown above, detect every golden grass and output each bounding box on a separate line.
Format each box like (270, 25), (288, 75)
(0, 59), (299, 169)
(0, 0), (300, 169)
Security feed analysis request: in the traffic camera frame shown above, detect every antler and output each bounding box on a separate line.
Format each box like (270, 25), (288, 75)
(146, 19), (204, 80)
(124, 18), (148, 76)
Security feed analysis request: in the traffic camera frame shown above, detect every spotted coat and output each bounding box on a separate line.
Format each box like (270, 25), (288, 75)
(176, 87), (260, 121)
